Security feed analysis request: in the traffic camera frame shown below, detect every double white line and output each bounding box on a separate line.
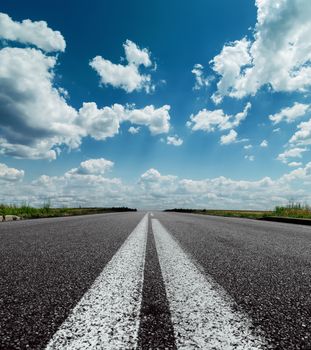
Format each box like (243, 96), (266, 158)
(46, 214), (266, 349)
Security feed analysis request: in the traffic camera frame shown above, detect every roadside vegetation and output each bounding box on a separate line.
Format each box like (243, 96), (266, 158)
(165, 202), (311, 220)
(164, 208), (272, 219)
(0, 203), (137, 220)
(274, 202), (311, 219)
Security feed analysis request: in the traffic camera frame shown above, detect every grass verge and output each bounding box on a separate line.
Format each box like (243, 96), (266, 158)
(165, 203), (311, 220)
(0, 204), (137, 220)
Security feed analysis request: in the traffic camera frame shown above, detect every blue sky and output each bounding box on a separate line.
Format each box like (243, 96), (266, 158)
(0, 0), (311, 209)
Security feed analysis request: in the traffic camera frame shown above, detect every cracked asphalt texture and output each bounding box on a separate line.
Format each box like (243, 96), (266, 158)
(154, 212), (311, 349)
(0, 212), (144, 350)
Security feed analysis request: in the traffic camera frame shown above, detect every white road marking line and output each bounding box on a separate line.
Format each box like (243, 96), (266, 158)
(152, 219), (267, 349)
(46, 214), (148, 350)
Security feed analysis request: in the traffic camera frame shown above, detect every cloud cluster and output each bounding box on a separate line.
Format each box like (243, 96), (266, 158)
(0, 12), (65, 52)
(67, 158), (114, 176)
(166, 135), (183, 146)
(269, 103), (310, 124)
(187, 102), (251, 133)
(0, 163), (24, 182)
(90, 40), (154, 93)
(289, 119), (311, 146)
(0, 14), (171, 160)
(220, 130), (237, 145)
(277, 147), (307, 164)
(211, 0), (311, 102)
(5, 159), (311, 209)
(192, 64), (210, 90)
(2, 159), (311, 209)
(187, 103), (251, 144)
(0, 46), (80, 160)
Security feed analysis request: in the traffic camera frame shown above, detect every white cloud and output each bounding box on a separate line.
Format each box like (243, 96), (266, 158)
(269, 103), (310, 124)
(138, 168), (178, 197)
(0, 47), (170, 159)
(125, 105), (171, 135)
(211, 0), (311, 101)
(90, 40), (154, 93)
(211, 38), (251, 103)
(77, 102), (120, 141)
(0, 47), (81, 160)
(128, 126), (140, 134)
(187, 102), (251, 133)
(67, 158), (114, 176)
(123, 39), (151, 67)
(288, 161), (302, 167)
(0, 12), (65, 52)
(220, 129), (237, 145)
(192, 64), (210, 90)
(273, 128), (280, 133)
(277, 147), (307, 163)
(0, 20), (170, 160)
(0, 163), (24, 181)
(135, 164), (311, 209)
(167, 135), (183, 146)
(2, 161), (311, 209)
(289, 118), (311, 146)
(245, 155), (255, 161)
(244, 144), (253, 150)
(260, 139), (268, 147)
(78, 102), (170, 138)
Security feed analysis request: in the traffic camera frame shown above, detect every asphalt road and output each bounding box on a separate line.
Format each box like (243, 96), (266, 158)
(1, 211), (311, 349)
(0, 212), (145, 349)
(154, 212), (311, 349)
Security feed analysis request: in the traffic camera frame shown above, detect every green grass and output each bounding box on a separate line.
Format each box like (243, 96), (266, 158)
(274, 202), (311, 219)
(164, 208), (272, 219)
(165, 203), (311, 220)
(0, 204), (137, 220)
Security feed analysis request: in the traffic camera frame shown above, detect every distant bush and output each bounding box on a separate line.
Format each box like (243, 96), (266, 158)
(274, 201), (311, 218)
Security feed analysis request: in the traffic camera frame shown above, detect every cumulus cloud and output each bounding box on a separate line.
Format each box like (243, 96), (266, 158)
(0, 12), (65, 52)
(167, 135), (183, 146)
(288, 161), (302, 167)
(90, 40), (154, 93)
(124, 105), (171, 135)
(187, 102), (251, 133)
(67, 158), (114, 176)
(277, 147), (307, 163)
(2, 160), (311, 209)
(0, 16), (170, 160)
(260, 139), (268, 147)
(77, 103), (120, 141)
(211, 0), (311, 101)
(211, 38), (251, 103)
(0, 47), (81, 160)
(78, 102), (170, 138)
(0, 163), (24, 181)
(269, 103), (310, 124)
(244, 144), (253, 150)
(0, 46), (170, 160)
(220, 130), (237, 145)
(289, 118), (311, 146)
(136, 165), (311, 209)
(192, 64), (210, 90)
(123, 39), (151, 67)
(138, 168), (178, 198)
(128, 126), (140, 134)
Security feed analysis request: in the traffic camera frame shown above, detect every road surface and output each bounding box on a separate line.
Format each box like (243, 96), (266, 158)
(0, 211), (311, 349)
